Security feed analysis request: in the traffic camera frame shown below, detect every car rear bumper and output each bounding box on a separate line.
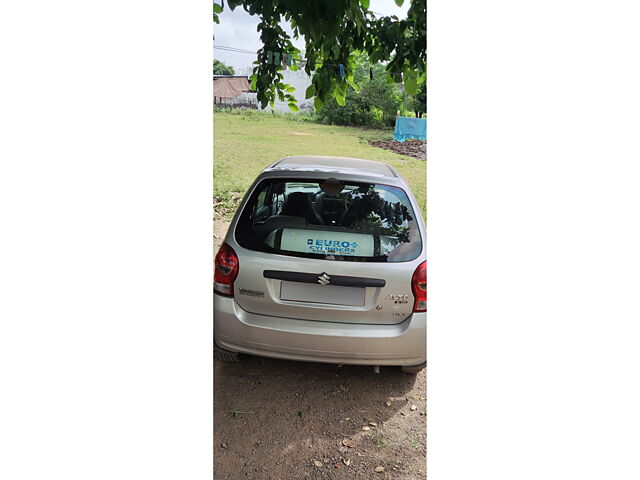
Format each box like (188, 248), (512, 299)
(214, 294), (426, 366)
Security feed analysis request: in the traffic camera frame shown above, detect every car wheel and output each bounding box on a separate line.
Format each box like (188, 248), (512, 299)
(401, 362), (426, 374)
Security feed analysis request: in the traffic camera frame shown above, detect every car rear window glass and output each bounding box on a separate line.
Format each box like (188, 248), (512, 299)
(234, 178), (422, 262)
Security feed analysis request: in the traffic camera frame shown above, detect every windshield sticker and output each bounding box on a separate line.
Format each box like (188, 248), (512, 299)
(279, 229), (375, 256)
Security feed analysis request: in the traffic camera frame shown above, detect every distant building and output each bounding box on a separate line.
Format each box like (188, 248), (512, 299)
(213, 75), (256, 108)
(234, 67), (314, 113)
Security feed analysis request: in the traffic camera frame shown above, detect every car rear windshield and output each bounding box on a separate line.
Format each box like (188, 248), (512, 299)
(234, 178), (423, 262)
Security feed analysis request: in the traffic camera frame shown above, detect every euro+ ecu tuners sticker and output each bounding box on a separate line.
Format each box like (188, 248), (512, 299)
(307, 238), (359, 254)
(278, 229), (375, 257)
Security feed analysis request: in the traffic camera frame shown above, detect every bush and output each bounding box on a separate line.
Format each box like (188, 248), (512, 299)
(315, 55), (402, 129)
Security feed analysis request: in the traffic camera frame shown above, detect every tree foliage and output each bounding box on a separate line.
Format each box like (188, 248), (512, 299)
(316, 54), (401, 128)
(413, 80), (426, 118)
(213, 59), (236, 75)
(214, 0), (426, 110)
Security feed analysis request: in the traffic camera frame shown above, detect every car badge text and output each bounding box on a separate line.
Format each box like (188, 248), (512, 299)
(385, 294), (409, 304)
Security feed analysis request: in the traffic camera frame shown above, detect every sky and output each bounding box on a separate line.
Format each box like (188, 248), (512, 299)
(214, 0), (410, 71)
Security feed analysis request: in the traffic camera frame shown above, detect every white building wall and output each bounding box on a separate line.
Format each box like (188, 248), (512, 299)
(236, 66), (313, 113)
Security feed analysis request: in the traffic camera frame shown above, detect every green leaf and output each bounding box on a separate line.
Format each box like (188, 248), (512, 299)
(288, 103), (299, 111)
(213, 3), (223, 14)
(394, 0), (404, 6)
(360, 0), (370, 9)
(314, 96), (324, 111)
(305, 85), (316, 99)
(403, 69), (418, 95)
(285, 85), (295, 93)
(249, 74), (258, 90)
(335, 91), (346, 106)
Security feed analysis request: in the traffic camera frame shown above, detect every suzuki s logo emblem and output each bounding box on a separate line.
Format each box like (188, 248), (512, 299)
(317, 273), (331, 285)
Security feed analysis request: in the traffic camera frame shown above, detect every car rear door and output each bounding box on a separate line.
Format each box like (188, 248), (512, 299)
(229, 175), (424, 325)
(231, 249), (419, 325)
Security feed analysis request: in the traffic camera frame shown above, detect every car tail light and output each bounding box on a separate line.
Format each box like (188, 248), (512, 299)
(412, 261), (427, 312)
(214, 243), (239, 296)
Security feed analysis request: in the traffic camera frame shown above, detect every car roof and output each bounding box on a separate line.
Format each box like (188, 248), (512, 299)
(263, 156), (403, 184)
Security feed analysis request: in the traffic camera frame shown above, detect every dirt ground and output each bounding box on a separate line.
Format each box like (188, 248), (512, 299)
(214, 221), (427, 480)
(369, 140), (426, 161)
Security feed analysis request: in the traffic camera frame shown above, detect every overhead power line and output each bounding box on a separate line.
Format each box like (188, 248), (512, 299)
(214, 45), (258, 54)
(213, 45), (413, 78)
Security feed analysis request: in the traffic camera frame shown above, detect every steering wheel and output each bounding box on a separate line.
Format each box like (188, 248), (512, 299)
(338, 201), (358, 227)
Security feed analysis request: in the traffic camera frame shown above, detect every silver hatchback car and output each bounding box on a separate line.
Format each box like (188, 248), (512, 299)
(214, 156), (426, 373)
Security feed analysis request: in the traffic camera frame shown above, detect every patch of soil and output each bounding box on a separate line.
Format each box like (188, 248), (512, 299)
(214, 218), (231, 254)
(215, 359), (426, 480)
(370, 140), (426, 161)
(214, 196), (243, 224)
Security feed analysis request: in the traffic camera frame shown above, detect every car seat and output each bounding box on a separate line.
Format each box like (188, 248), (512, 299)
(281, 192), (324, 225)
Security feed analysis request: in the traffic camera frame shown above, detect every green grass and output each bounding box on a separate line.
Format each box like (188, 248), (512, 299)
(374, 434), (390, 449)
(214, 111), (426, 221)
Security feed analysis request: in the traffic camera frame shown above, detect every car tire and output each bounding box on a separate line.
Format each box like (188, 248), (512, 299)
(401, 362), (426, 374)
(214, 344), (240, 362)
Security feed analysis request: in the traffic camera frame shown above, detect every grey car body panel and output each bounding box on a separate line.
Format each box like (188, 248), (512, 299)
(231, 252), (421, 325)
(214, 294), (426, 366)
(214, 156), (426, 366)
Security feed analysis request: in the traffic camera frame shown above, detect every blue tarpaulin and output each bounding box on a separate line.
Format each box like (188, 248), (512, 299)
(393, 116), (427, 142)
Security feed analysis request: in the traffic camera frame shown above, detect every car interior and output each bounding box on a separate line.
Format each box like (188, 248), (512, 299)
(238, 178), (420, 263)
(252, 181), (356, 239)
